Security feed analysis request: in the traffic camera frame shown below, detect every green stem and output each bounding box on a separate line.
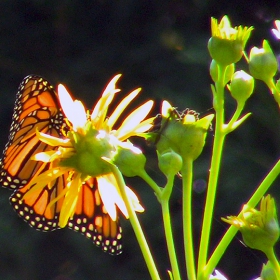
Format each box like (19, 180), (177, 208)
(266, 78), (280, 106)
(197, 130), (226, 280)
(139, 168), (181, 279)
(181, 158), (196, 280)
(161, 179), (182, 280)
(204, 158), (280, 277)
(265, 247), (280, 280)
(225, 101), (245, 132)
(197, 64), (227, 280)
(111, 165), (161, 280)
(138, 170), (162, 198)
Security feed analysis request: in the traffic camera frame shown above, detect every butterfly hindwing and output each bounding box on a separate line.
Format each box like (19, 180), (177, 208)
(10, 170), (68, 231)
(68, 177), (123, 255)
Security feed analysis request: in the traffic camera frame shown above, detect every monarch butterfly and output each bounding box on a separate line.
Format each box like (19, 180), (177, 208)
(0, 75), (122, 255)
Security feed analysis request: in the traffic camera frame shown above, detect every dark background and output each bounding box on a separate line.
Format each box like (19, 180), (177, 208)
(0, 1), (280, 279)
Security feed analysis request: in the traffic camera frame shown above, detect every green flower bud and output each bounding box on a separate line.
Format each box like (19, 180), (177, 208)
(229, 70), (254, 103)
(224, 63), (235, 85)
(208, 16), (253, 66)
(208, 37), (243, 66)
(249, 40), (278, 84)
(113, 141), (146, 177)
(210, 59), (219, 82)
(241, 211), (279, 252)
(154, 101), (214, 161)
(260, 261), (277, 280)
(158, 149), (183, 177)
(210, 60), (235, 85)
(222, 195), (279, 255)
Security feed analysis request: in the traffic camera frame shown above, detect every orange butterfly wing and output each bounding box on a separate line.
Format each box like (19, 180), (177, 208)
(0, 75), (123, 254)
(69, 178), (122, 255)
(0, 75), (65, 189)
(0, 75), (68, 231)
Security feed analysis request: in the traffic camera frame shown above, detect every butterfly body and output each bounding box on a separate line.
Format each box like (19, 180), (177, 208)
(0, 75), (122, 255)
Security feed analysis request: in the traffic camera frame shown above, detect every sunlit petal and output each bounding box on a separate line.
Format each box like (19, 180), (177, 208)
(97, 177), (116, 220)
(162, 100), (173, 118)
(32, 150), (57, 162)
(58, 84), (87, 130)
(58, 84), (74, 119)
(59, 174), (82, 228)
(272, 29), (280, 40)
(36, 129), (71, 146)
(117, 117), (155, 141)
(272, 20), (280, 39)
(107, 88), (141, 129)
(133, 117), (155, 132)
(125, 186), (144, 212)
(22, 167), (68, 200)
(33, 147), (75, 162)
(210, 270), (228, 280)
(116, 100), (153, 140)
(97, 175), (128, 220)
(31, 167), (68, 186)
(91, 75), (122, 126)
(101, 74), (122, 98)
(71, 100), (88, 130)
(276, 20), (280, 30)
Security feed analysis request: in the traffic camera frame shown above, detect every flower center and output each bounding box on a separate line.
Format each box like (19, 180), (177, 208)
(60, 126), (114, 177)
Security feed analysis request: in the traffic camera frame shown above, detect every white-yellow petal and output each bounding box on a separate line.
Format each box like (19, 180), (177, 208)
(117, 117), (154, 141)
(58, 84), (74, 119)
(22, 167), (68, 199)
(272, 20), (280, 39)
(125, 186), (144, 212)
(107, 88), (141, 129)
(97, 175), (128, 220)
(101, 74), (122, 97)
(162, 100), (173, 118)
(32, 150), (57, 162)
(58, 84), (87, 130)
(91, 75), (122, 124)
(71, 100), (88, 130)
(116, 100), (153, 140)
(59, 174), (81, 228)
(36, 130), (71, 146)
(133, 117), (155, 133)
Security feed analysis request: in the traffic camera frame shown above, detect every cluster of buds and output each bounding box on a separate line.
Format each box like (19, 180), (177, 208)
(209, 16), (280, 107)
(148, 101), (214, 177)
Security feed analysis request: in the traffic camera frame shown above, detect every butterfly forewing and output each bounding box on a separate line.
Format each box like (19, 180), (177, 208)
(0, 75), (65, 189)
(0, 75), (67, 231)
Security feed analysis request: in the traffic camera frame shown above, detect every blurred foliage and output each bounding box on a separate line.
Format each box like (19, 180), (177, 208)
(0, 1), (280, 279)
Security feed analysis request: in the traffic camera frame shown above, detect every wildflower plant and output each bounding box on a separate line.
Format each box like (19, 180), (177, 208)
(2, 15), (280, 280)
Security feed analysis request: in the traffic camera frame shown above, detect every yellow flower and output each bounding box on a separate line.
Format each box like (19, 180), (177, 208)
(23, 74), (154, 228)
(222, 195), (279, 254)
(208, 16), (253, 65)
(210, 16), (252, 43)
